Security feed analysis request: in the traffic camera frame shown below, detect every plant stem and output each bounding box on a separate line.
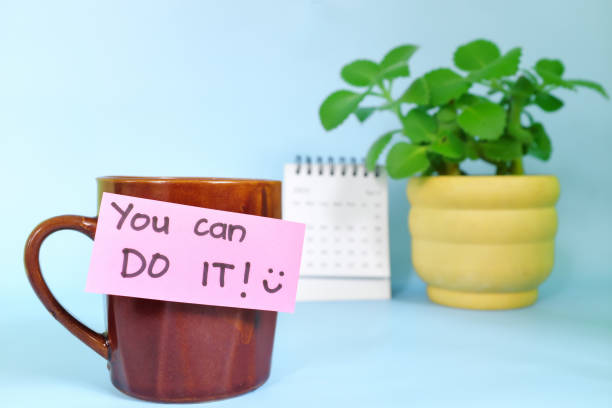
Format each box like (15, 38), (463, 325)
(379, 81), (403, 121)
(496, 162), (508, 175)
(474, 140), (505, 171)
(445, 162), (461, 175)
(510, 158), (524, 175)
(487, 79), (508, 95)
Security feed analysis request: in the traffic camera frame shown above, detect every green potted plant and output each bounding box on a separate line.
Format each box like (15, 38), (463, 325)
(319, 39), (607, 310)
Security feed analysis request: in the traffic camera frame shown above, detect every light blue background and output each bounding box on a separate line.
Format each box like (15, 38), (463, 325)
(1, 1), (610, 407)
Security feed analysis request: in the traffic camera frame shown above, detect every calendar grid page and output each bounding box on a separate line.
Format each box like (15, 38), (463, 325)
(282, 162), (390, 280)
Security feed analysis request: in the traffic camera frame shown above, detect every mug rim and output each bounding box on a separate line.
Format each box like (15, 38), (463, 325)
(97, 176), (280, 184)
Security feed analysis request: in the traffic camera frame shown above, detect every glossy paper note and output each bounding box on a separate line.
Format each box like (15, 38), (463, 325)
(86, 193), (305, 312)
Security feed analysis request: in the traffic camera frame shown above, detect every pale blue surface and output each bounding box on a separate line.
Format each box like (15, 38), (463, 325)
(1, 0), (611, 407)
(2, 275), (611, 407)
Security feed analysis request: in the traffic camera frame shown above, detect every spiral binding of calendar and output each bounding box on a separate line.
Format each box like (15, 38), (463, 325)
(294, 156), (382, 177)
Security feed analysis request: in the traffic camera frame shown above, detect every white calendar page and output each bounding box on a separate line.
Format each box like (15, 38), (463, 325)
(283, 162), (391, 282)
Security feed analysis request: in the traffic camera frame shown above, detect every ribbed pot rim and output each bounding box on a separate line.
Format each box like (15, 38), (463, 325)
(407, 175), (560, 209)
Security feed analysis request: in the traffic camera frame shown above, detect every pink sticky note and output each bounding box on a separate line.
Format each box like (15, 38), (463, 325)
(86, 193), (305, 313)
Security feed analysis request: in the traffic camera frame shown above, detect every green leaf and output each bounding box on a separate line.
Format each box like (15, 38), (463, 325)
(534, 92), (564, 112)
(457, 101), (506, 140)
(465, 139), (479, 159)
(365, 130), (399, 171)
(401, 108), (437, 143)
(534, 58), (573, 89)
(436, 106), (456, 123)
(424, 68), (471, 106)
(385, 143), (430, 179)
(428, 132), (465, 159)
(456, 93), (482, 108)
(380, 44), (418, 79)
(535, 59), (564, 76)
(378, 99), (402, 112)
(354, 107), (376, 122)
(454, 39), (501, 71)
(319, 90), (364, 130)
(341, 60), (380, 87)
(537, 73), (574, 89)
(508, 122), (533, 144)
(528, 123), (552, 161)
(467, 47), (522, 81)
(566, 79), (609, 99)
(402, 77), (429, 105)
(480, 139), (523, 161)
(511, 76), (536, 99)
(521, 69), (540, 85)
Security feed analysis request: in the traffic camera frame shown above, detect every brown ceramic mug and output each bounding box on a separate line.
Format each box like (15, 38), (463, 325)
(24, 177), (281, 403)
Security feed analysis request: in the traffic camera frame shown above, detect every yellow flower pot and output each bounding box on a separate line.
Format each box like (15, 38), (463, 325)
(407, 175), (560, 310)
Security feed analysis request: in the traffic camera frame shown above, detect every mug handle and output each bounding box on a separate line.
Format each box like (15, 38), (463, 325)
(24, 215), (109, 359)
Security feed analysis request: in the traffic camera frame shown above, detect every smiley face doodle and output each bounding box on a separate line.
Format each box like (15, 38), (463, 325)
(263, 268), (284, 293)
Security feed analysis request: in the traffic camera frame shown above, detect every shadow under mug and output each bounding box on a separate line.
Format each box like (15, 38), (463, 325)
(24, 177), (281, 403)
